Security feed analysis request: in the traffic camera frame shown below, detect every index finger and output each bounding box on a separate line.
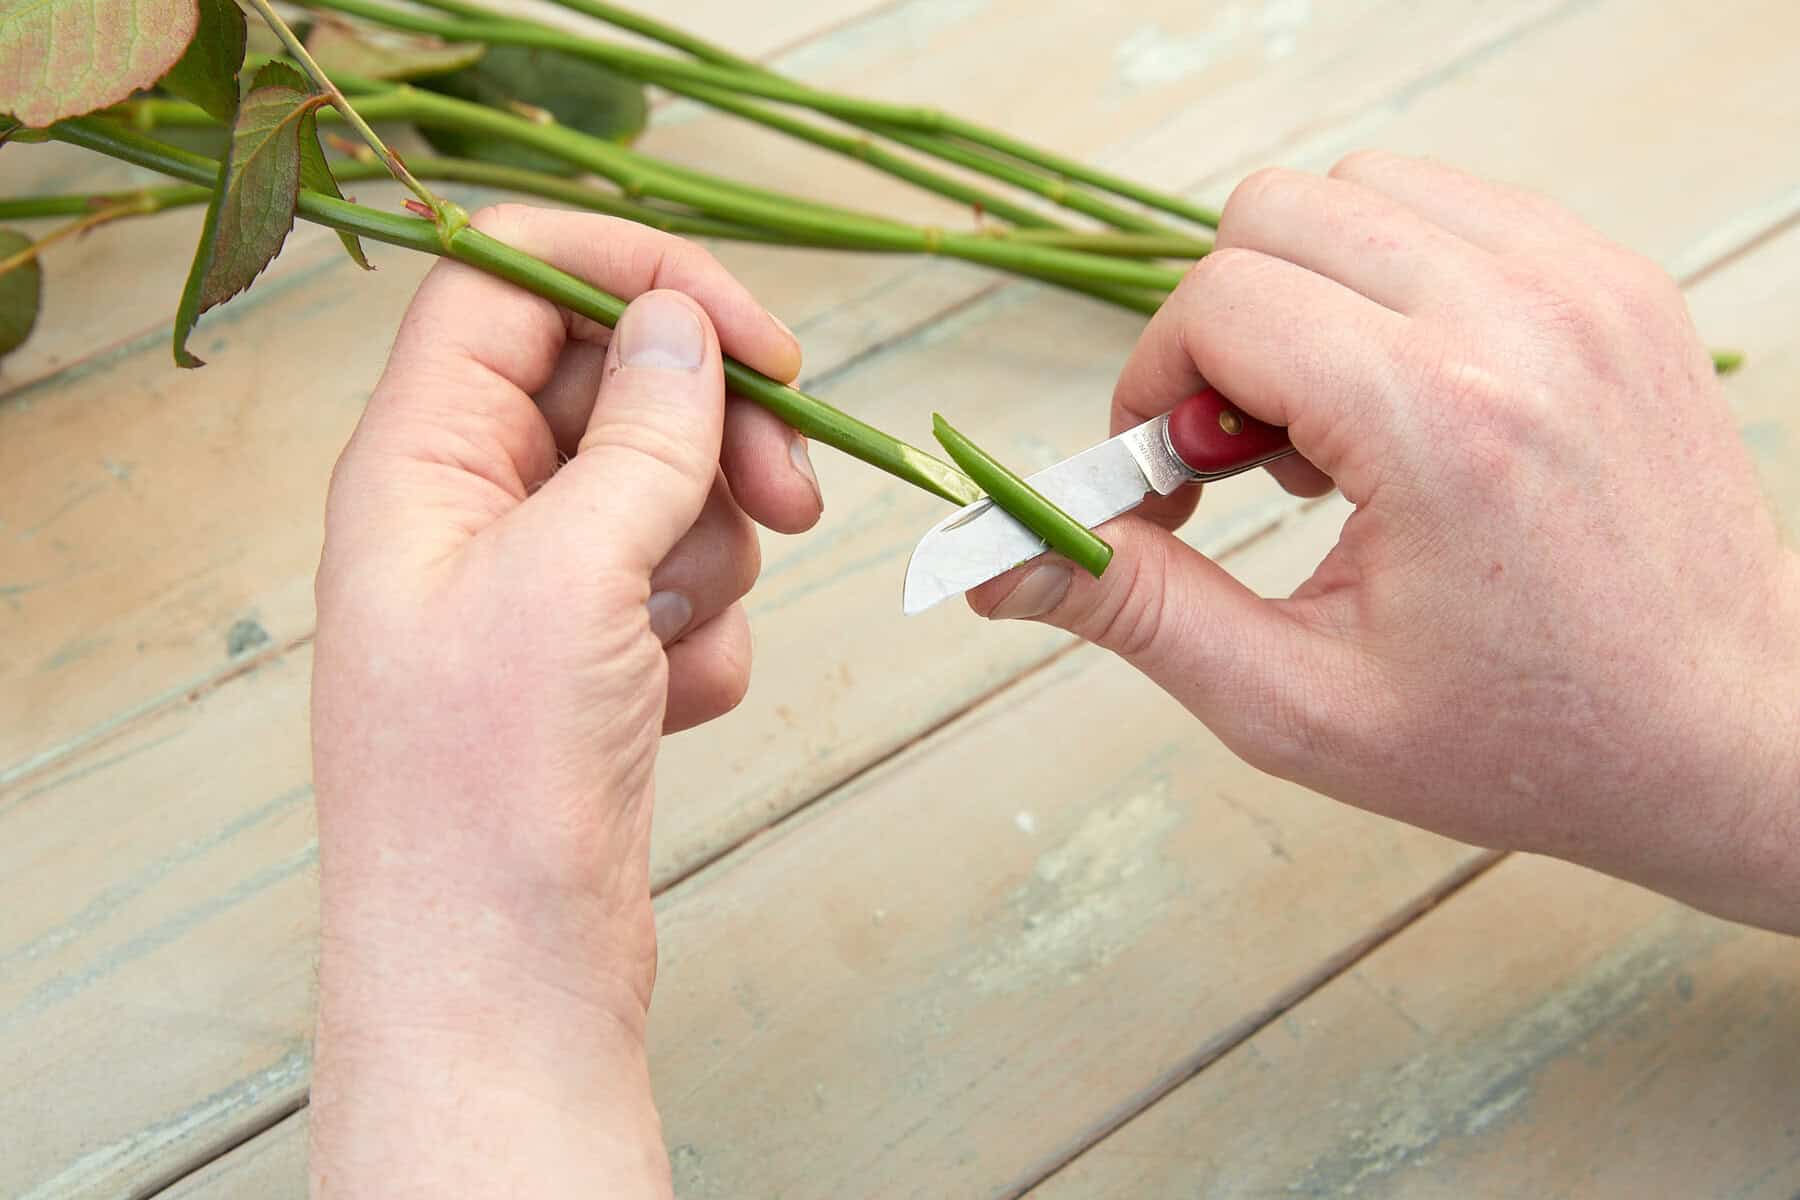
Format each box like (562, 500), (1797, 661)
(1113, 249), (1408, 504)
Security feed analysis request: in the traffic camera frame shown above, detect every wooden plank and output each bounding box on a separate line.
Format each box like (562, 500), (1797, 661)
(1236, 0), (1800, 282)
(0, 237), (423, 787)
(1024, 854), (1800, 1199)
(0, 648), (318, 1199)
(0, 0), (1575, 780)
(643, 504), (1488, 1199)
(1, 495), (1483, 1200)
(12, 0), (1800, 1193)
(158, 1111), (306, 1200)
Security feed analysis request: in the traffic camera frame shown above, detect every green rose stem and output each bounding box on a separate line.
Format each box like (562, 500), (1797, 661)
(931, 413), (1114, 579)
(238, 0), (453, 224)
(520, 0), (1227, 230)
(407, 0), (1178, 237)
(0, 165), (811, 245)
(996, 230), (1211, 258)
(46, 117), (980, 506)
(0, 191), (180, 275)
(0, 159), (1210, 264)
(5, 162), (1735, 383)
(292, 0), (1207, 234)
(124, 90), (1187, 308)
(612, 74), (1065, 233)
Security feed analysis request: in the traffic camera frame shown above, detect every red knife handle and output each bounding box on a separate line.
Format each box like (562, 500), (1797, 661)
(1166, 387), (1292, 480)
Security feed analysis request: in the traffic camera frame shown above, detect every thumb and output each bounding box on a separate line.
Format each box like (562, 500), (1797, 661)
(967, 517), (1337, 776)
(535, 290), (726, 572)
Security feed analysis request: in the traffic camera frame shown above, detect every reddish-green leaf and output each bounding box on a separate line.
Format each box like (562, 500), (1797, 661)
(0, 0), (200, 125)
(159, 0), (247, 124)
(0, 229), (42, 358)
(305, 19), (486, 81)
(296, 106), (372, 271)
(172, 62), (326, 367)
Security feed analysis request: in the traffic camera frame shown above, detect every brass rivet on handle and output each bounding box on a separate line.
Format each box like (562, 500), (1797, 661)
(1218, 408), (1243, 435)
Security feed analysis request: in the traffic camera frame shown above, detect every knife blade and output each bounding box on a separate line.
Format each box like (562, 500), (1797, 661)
(901, 388), (1291, 615)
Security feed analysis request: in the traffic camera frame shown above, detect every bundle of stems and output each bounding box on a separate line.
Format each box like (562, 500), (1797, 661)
(112, 78), (1195, 314)
(297, 0), (1223, 235)
(2, 0), (1741, 558)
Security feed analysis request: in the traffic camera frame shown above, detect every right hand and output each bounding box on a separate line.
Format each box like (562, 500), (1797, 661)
(969, 152), (1800, 933)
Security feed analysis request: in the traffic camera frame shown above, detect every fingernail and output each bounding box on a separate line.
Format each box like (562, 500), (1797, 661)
(619, 293), (704, 371)
(647, 590), (692, 644)
(789, 434), (821, 500)
(770, 311), (797, 344)
(988, 563), (1071, 620)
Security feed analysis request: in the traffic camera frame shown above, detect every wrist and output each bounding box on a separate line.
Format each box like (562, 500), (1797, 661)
(312, 855), (667, 1197)
(1720, 549), (1800, 933)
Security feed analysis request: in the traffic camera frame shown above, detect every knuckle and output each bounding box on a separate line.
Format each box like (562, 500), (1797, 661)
(633, 231), (720, 296)
(1604, 253), (1687, 333)
(708, 636), (753, 715)
(664, 237), (723, 283)
(1417, 349), (1553, 470)
(1183, 244), (1263, 293)
(1218, 168), (1298, 242)
(1500, 258), (1615, 355)
(467, 201), (534, 242)
(1327, 148), (1395, 182)
(1225, 165), (1300, 217)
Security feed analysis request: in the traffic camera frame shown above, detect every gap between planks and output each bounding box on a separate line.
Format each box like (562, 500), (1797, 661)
(1003, 849), (1509, 1199)
(130, 1095), (309, 1200)
(40, 0), (1790, 1187)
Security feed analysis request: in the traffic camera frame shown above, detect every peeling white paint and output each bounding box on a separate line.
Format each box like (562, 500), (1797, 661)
(1112, 12), (1246, 91)
(1260, 0), (1312, 62)
(966, 774), (1181, 993)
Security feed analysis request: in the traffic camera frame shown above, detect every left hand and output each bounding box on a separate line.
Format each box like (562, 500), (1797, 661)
(308, 205), (819, 1197)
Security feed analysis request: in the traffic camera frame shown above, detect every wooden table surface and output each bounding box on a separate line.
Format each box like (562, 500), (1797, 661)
(4, 1), (1798, 1196)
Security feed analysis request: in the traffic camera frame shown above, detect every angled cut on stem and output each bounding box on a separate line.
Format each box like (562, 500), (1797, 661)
(931, 414), (1113, 578)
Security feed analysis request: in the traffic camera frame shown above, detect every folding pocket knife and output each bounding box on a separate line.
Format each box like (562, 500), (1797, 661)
(901, 388), (1292, 614)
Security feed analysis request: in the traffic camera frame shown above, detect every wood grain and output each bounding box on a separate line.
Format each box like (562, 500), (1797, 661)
(158, 1111), (306, 1200)
(4, 0), (1799, 1196)
(1025, 854), (1800, 1199)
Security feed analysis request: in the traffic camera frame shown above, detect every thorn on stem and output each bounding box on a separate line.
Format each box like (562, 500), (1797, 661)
(403, 198), (435, 218)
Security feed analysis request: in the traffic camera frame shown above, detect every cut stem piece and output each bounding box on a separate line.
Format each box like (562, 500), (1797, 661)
(930, 413), (1113, 578)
